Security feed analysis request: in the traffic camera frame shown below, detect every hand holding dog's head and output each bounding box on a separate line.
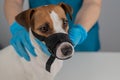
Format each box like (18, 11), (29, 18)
(15, 3), (74, 60)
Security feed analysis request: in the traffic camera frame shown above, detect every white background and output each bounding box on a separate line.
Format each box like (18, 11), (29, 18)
(55, 53), (120, 80)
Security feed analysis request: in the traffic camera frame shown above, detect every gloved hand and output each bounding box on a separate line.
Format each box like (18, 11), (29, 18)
(10, 21), (37, 61)
(35, 38), (51, 56)
(68, 24), (87, 47)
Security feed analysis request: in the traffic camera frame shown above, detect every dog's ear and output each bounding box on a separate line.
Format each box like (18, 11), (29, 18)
(59, 2), (73, 20)
(15, 9), (35, 30)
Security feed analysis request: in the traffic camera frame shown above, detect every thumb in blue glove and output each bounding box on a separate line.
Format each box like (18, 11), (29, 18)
(10, 21), (37, 61)
(68, 24), (87, 47)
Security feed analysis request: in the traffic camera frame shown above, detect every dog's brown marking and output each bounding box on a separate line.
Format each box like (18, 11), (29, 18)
(15, 3), (73, 37)
(58, 2), (73, 20)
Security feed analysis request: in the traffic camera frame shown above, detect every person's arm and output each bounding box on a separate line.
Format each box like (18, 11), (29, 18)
(68, 0), (102, 46)
(75, 0), (102, 32)
(4, 0), (24, 25)
(4, 0), (38, 61)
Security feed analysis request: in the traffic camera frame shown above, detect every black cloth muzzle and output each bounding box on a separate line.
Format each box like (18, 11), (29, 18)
(32, 31), (73, 72)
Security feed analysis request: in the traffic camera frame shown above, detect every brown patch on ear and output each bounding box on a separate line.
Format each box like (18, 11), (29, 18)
(59, 2), (73, 20)
(15, 9), (35, 30)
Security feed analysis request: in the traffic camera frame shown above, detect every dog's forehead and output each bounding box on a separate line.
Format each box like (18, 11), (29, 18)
(32, 5), (68, 37)
(33, 5), (66, 27)
(36, 5), (66, 18)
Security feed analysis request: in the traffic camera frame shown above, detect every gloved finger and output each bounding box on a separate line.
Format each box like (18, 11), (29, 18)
(35, 38), (51, 56)
(16, 41), (30, 61)
(35, 38), (47, 49)
(11, 42), (23, 57)
(10, 21), (25, 35)
(68, 28), (79, 46)
(68, 24), (87, 46)
(23, 38), (37, 57)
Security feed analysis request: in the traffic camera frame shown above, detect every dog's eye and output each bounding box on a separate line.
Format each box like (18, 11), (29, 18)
(39, 23), (49, 33)
(63, 19), (68, 27)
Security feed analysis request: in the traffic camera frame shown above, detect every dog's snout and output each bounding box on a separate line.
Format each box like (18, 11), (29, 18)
(61, 45), (72, 56)
(56, 42), (74, 60)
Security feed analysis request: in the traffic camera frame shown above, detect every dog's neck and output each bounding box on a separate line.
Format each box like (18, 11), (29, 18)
(11, 27), (71, 79)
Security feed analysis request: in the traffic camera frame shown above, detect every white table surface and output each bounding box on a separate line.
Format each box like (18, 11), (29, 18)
(55, 52), (120, 80)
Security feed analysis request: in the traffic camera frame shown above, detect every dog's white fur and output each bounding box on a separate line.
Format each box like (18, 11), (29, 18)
(0, 11), (69, 80)
(50, 11), (66, 34)
(0, 30), (63, 80)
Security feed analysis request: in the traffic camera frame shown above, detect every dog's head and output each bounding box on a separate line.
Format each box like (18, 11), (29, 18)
(15, 3), (74, 60)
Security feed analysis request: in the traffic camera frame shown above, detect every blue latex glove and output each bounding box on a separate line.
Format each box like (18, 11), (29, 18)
(35, 38), (51, 56)
(10, 21), (37, 61)
(68, 24), (87, 47)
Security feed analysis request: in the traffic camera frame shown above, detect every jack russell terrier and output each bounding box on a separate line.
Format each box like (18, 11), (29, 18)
(0, 3), (74, 80)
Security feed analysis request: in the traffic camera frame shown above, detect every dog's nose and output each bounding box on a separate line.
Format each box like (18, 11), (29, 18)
(61, 45), (73, 56)
(56, 42), (74, 59)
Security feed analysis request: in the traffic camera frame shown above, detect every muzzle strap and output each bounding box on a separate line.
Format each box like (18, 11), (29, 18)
(32, 30), (45, 41)
(32, 30), (55, 72)
(46, 55), (56, 72)
(31, 30), (73, 72)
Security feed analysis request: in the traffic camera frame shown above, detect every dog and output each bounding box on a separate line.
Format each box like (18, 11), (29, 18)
(0, 3), (74, 80)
